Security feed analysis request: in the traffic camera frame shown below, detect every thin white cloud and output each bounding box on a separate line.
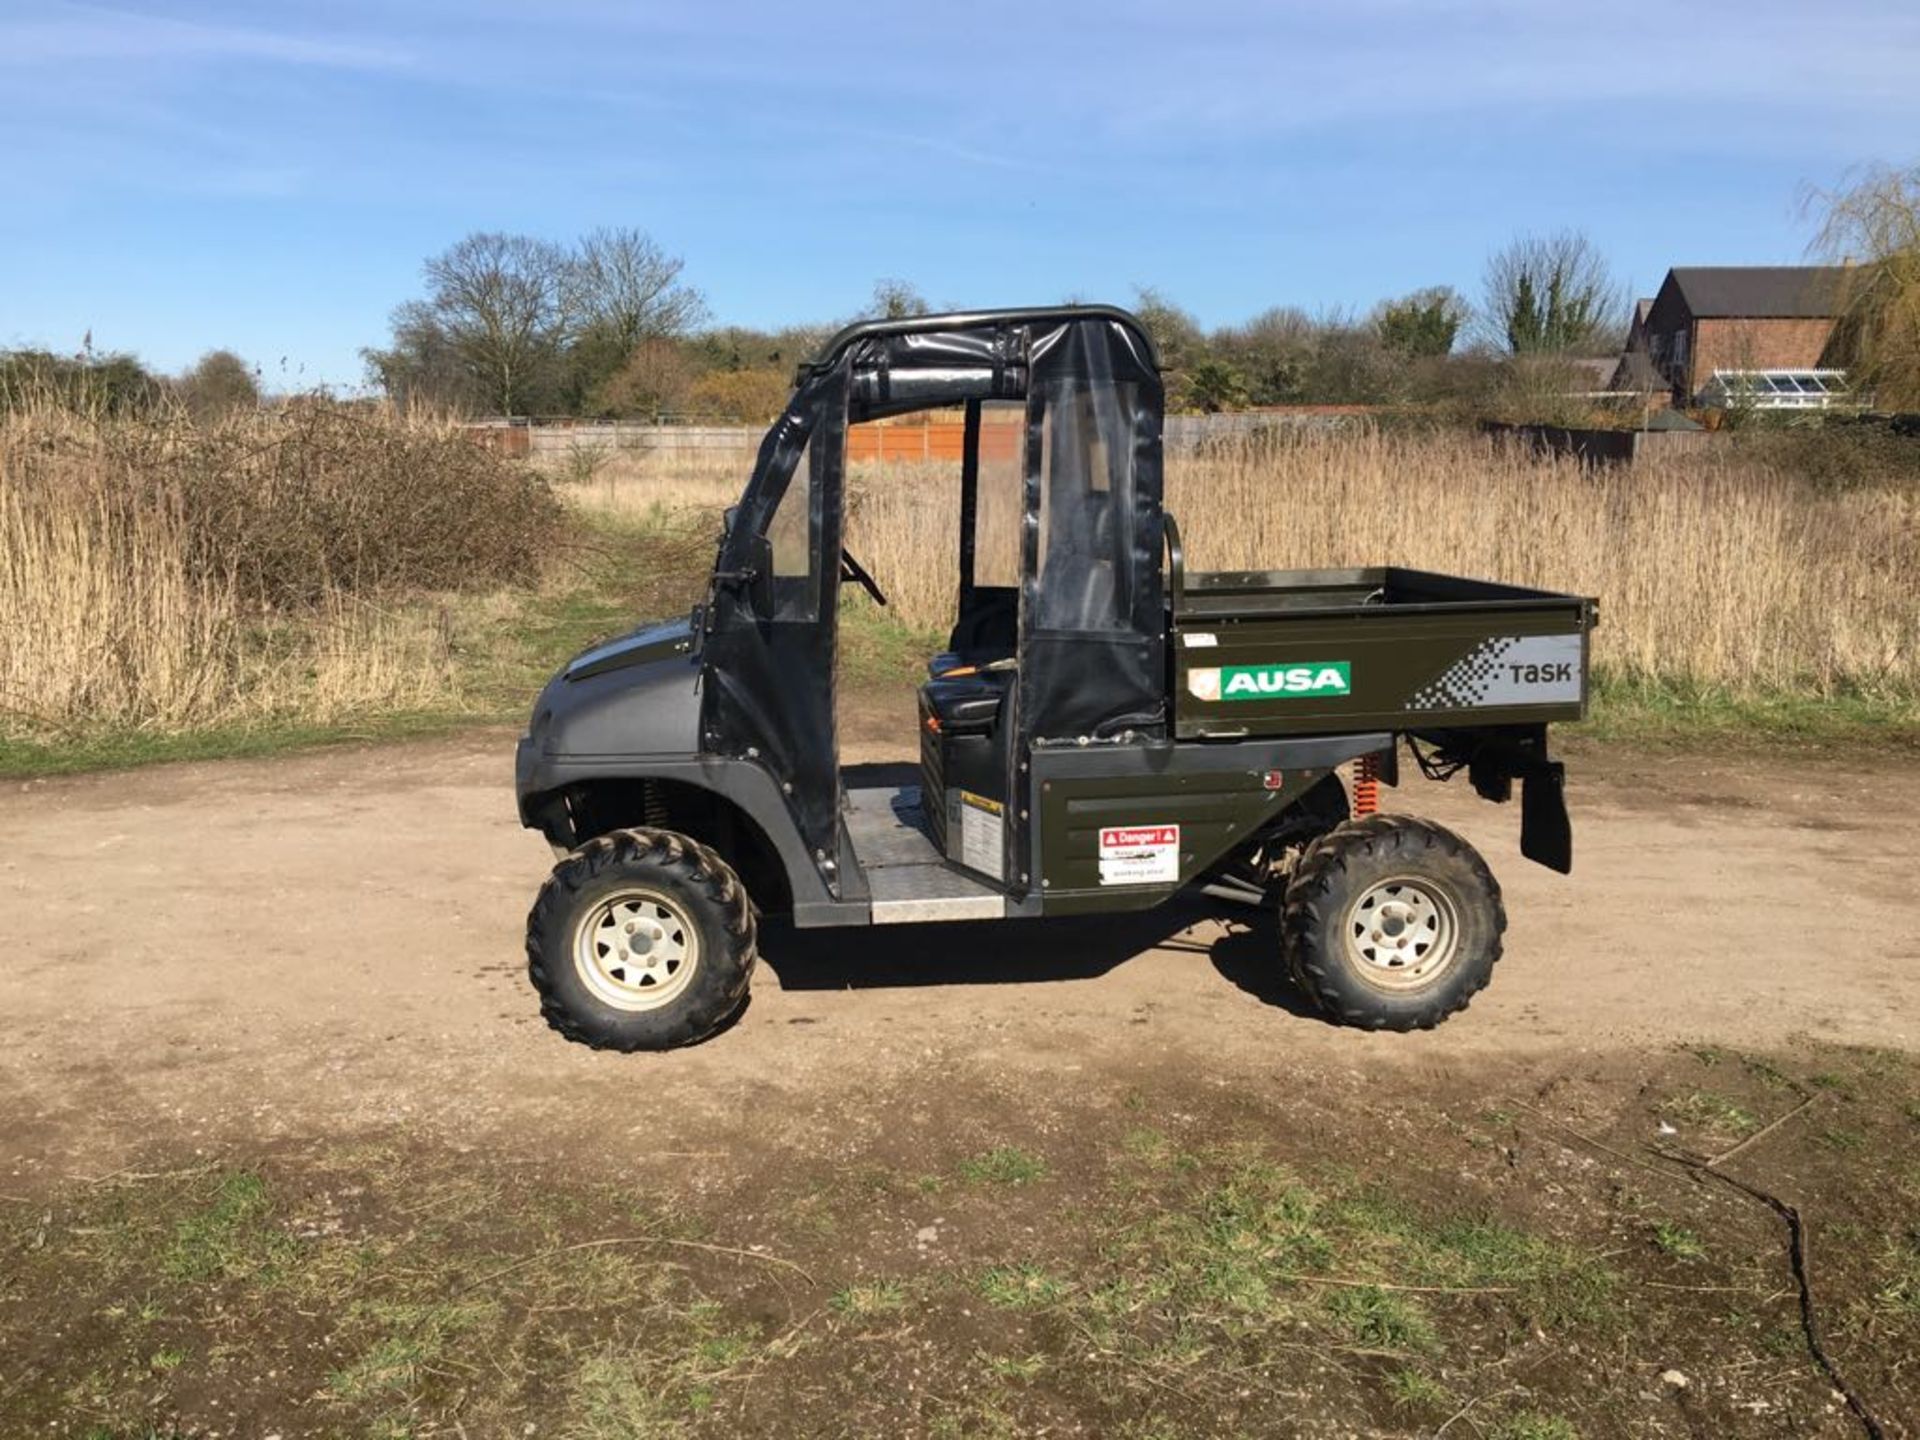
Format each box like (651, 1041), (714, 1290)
(0, 3), (409, 71)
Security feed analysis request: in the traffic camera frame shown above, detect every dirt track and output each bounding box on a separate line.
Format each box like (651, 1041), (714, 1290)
(7, 731), (1920, 1438)
(3, 730), (1915, 1187)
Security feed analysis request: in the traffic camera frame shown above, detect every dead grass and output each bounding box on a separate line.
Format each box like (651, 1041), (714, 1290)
(10, 411), (1910, 758)
(0, 399), (558, 738)
(557, 427), (1920, 702)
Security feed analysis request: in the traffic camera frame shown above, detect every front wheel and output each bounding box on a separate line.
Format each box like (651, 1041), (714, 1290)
(1282, 815), (1506, 1031)
(526, 829), (756, 1051)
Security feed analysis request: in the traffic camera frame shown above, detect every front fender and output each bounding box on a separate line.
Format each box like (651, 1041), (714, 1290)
(515, 751), (861, 927)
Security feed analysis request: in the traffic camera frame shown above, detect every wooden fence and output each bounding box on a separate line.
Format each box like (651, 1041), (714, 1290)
(468, 408), (1373, 463)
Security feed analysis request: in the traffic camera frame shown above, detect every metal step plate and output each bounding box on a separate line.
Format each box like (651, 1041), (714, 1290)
(844, 783), (1005, 924)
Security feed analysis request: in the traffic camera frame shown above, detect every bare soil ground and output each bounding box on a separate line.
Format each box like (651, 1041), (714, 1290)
(3, 721), (1918, 1438)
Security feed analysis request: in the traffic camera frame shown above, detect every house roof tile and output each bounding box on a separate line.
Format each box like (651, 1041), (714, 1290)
(1668, 266), (1849, 319)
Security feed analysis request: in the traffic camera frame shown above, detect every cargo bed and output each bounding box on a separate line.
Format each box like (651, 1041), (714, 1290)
(1167, 537), (1598, 740)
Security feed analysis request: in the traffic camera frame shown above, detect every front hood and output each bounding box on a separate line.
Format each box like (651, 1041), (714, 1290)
(521, 612), (705, 766)
(564, 614), (696, 681)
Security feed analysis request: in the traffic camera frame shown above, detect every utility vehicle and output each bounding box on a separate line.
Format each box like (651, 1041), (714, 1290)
(515, 306), (1597, 1050)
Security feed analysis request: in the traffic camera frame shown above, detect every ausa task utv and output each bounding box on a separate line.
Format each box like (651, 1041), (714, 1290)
(515, 307), (1597, 1050)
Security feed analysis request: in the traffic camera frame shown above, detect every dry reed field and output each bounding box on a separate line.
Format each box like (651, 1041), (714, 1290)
(4, 405), (1912, 759)
(560, 428), (1920, 702)
(0, 401), (559, 738)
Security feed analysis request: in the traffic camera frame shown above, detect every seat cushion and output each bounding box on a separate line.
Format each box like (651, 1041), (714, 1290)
(922, 673), (1009, 732)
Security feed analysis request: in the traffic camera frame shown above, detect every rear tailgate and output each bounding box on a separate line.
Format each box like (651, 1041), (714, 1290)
(1172, 566), (1597, 739)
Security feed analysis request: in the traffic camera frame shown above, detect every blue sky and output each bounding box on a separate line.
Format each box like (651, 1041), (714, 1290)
(3, 0), (1917, 388)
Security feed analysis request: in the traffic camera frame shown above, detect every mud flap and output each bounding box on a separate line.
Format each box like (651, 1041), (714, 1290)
(1520, 760), (1571, 874)
(1452, 727), (1571, 875)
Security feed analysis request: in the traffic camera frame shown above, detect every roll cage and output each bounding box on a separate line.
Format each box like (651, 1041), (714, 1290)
(700, 306), (1169, 898)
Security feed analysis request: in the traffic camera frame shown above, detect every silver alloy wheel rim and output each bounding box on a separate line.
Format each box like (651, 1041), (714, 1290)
(572, 888), (699, 1012)
(1342, 876), (1459, 990)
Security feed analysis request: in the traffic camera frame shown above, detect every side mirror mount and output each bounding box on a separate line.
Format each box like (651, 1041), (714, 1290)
(715, 531), (777, 617)
(747, 534), (776, 617)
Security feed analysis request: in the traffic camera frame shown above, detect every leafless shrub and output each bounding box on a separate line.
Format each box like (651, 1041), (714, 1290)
(0, 399), (562, 735)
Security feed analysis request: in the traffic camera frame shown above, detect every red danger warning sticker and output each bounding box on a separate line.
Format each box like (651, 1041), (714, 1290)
(1098, 824), (1180, 885)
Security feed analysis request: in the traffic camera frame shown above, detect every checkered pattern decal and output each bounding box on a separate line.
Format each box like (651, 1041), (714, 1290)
(1406, 633), (1583, 711)
(1407, 638), (1510, 710)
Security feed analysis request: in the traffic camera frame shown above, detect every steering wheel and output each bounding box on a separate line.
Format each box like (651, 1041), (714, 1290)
(840, 548), (888, 607)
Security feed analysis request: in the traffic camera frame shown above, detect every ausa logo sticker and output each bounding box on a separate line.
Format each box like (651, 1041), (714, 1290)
(1188, 662), (1352, 703)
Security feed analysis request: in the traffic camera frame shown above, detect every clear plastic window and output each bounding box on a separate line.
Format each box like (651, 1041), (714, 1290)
(1033, 381), (1136, 632)
(764, 434), (817, 620)
(973, 400), (1024, 589)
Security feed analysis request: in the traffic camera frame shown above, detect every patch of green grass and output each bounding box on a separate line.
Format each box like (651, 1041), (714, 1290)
(161, 1171), (292, 1283)
(1822, 1127), (1866, 1152)
(1651, 1222), (1707, 1262)
(564, 1289), (763, 1436)
(569, 1336), (754, 1440)
(927, 1392), (1025, 1440)
(979, 1264), (1068, 1310)
(0, 708), (482, 780)
(1384, 1366), (1453, 1412)
(1203, 1163), (1335, 1273)
(1581, 674), (1920, 750)
(831, 1280), (909, 1319)
(326, 1299), (494, 1401)
(1874, 1236), (1920, 1317)
(1326, 1285), (1435, 1352)
(984, 1351), (1047, 1381)
(1122, 1127), (1174, 1164)
(1493, 1412), (1580, 1440)
(1741, 1055), (1794, 1090)
(1662, 1090), (1759, 1137)
(1386, 1214), (1620, 1331)
(3, 1151), (758, 1436)
(959, 1146), (1048, 1186)
(837, 597), (945, 688)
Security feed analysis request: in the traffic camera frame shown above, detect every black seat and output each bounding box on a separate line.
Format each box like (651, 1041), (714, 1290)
(929, 587), (1018, 677)
(921, 671), (1010, 733)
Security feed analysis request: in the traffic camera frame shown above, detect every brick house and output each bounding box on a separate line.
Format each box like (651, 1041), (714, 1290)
(1617, 266), (1848, 405)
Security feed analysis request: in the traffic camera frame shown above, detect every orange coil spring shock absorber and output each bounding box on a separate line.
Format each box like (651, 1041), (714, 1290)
(1351, 752), (1381, 818)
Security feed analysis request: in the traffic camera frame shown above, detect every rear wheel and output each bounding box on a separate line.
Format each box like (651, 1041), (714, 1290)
(1282, 815), (1505, 1030)
(527, 828), (756, 1051)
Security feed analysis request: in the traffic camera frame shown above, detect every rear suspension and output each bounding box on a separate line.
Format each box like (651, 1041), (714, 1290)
(1351, 752), (1382, 818)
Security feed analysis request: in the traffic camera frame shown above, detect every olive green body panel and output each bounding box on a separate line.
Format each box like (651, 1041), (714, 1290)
(1029, 732), (1388, 915)
(1171, 566), (1596, 739)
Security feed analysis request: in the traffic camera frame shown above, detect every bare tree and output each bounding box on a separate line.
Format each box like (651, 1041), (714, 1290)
(419, 232), (572, 415)
(1482, 230), (1624, 355)
(1236, 305), (1317, 350)
(1812, 162), (1920, 410)
(567, 227), (707, 353)
(866, 278), (930, 320)
(175, 349), (259, 420)
(594, 338), (697, 419)
(363, 304), (478, 413)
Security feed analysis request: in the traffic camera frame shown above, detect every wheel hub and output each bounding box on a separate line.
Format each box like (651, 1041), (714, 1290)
(1344, 877), (1459, 989)
(573, 890), (699, 1012)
